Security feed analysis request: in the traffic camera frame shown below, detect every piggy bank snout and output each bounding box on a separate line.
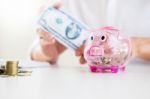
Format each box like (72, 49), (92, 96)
(89, 46), (104, 56)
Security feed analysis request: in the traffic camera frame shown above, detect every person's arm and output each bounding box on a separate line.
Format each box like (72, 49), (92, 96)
(131, 37), (150, 60)
(30, 2), (66, 64)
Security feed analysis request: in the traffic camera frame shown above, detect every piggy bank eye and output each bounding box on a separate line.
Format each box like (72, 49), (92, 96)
(90, 36), (94, 41)
(100, 35), (106, 42)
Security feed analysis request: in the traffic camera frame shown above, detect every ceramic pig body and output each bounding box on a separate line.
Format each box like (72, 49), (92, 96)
(84, 27), (132, 73)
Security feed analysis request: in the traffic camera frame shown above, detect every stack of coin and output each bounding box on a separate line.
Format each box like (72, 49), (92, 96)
(5, 61), (18, 76)
(0, 60), (32, 77)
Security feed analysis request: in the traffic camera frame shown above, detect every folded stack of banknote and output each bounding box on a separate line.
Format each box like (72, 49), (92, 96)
(38, 7), (90, 50)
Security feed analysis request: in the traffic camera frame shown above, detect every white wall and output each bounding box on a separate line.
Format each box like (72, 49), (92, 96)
(107, 0), (150, 37)
(0, 0), (45, 59)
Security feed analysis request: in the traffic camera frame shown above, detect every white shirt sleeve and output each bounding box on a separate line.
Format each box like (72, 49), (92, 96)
(27, 37), (40, 60)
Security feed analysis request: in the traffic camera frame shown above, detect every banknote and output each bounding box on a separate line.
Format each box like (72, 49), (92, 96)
(38, 7), (89, 50)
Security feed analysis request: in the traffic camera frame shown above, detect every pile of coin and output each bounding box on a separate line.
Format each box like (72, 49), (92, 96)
(0, 61), (32, 77)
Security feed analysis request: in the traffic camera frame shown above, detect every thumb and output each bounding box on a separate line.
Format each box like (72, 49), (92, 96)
(75, 45), (85, 56)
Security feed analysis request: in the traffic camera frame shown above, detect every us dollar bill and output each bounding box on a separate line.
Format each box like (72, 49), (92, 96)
(38, 7), (89, 50)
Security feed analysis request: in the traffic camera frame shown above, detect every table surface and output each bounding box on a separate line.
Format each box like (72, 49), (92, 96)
(0, 60), (150, 99)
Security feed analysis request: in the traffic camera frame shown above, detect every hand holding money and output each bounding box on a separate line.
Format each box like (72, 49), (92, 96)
(35, 3), (150, 65)
(37, 28), (66, 64)
(37, 3), (90, 64)
(38, 6), (89, 50)
(31, 2), (66, 64)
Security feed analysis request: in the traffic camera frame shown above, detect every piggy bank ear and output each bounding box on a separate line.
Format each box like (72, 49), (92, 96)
(101, 26), (116, 30)
(101, 26), (120, 38)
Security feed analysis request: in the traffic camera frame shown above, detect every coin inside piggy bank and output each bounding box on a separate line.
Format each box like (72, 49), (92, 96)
(84, 26), (132, 73)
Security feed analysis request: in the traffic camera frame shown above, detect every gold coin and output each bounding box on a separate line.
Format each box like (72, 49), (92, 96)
(5, 61), (19, 76)
(18, 70), (32, 76)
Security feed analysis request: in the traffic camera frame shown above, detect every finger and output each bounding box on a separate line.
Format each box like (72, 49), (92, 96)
(43, 32), (56, 44)
(48, 59), (57, 65)
(37, 28), (56, 43)
(37, 28), (50, 36)
(39, 1), (62, 14)
(38, 32), (56, 47)
(79, 55), (87, 64)
(37, 28), (54, 38)
(41, 42), (59, 60)
(53, 2), (62, 9)
(37, 28), (48, 37)
(55, 40), (67, 54)
(39, 35), (56, 46)
(75, 45), (85, 56)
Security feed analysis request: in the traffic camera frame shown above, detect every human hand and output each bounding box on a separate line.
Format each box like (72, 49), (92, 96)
(37, 2), (66, 64)
(131, 37), (150, 61)
(75, 45), (87, 64)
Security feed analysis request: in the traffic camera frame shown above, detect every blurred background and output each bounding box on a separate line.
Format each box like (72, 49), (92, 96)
(0, 0), (83, 66)
(0, 0), (149, 65)
(0, 0), (43, 59)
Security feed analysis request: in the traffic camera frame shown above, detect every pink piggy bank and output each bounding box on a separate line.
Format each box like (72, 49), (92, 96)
(84, 27), (132, 73)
